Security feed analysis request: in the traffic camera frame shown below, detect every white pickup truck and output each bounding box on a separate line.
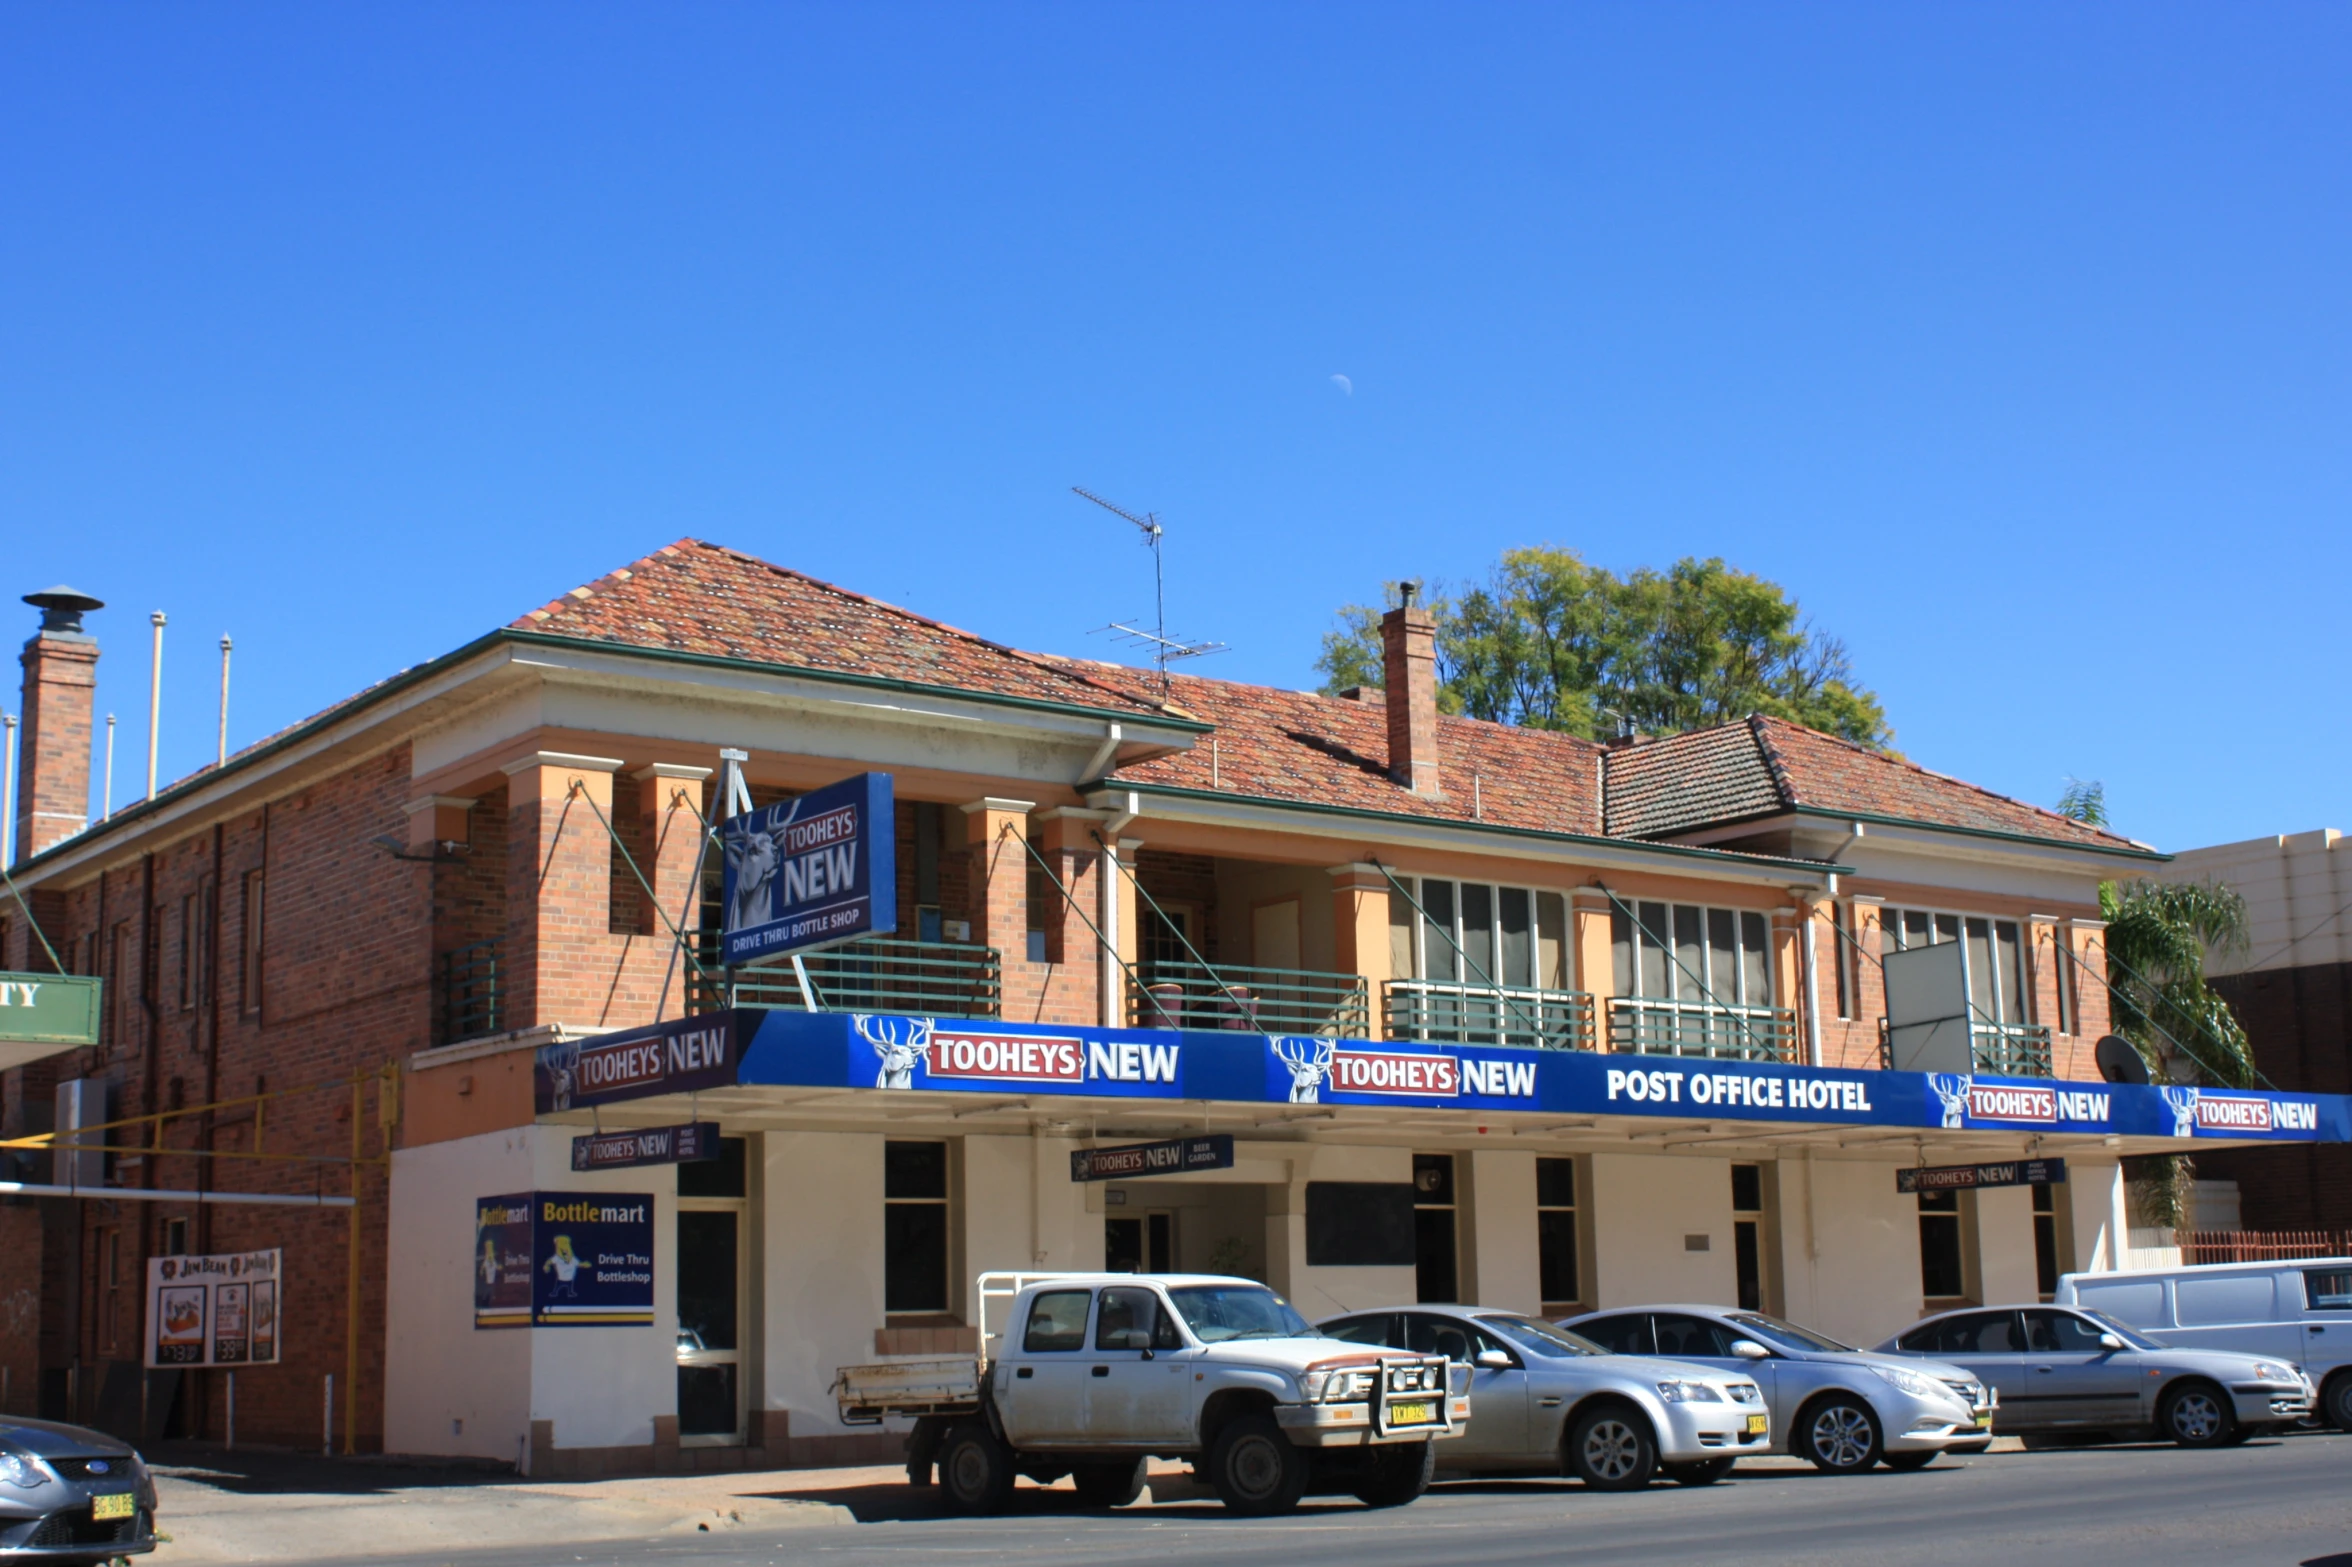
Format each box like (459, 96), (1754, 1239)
(833, 1272), (1468, 1516)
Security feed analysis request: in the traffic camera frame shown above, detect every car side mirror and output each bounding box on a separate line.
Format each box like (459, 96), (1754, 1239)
(1474, 1348), (1513, 1370)
(1730, 1339), (1770, 1359)
(1111, 1328), (1152, 1351)
(2097, 1333), (2124, 1351)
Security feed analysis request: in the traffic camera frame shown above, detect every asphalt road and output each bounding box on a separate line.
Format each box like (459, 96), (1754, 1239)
(343, 1433), (2352, 1567)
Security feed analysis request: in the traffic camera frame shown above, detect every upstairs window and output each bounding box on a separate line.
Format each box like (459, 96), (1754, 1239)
(1611, 902), (1773, 1008)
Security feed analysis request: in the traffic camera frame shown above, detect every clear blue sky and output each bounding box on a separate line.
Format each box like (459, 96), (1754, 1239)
(4, 5), (2344, 854)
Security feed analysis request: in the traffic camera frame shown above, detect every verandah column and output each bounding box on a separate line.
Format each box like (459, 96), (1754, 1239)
(962, 798), (1036, 1020)
(1328, 863), (1391, 1040)
(502, 751), (623, 1028)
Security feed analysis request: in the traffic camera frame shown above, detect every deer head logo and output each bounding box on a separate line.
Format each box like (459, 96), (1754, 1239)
(856, 1014), (932, 1090)
(2162, 1085), (2200, 1139)
(1271, 1036), (1336, 1103)
(1927, 1073), (1971, 1131)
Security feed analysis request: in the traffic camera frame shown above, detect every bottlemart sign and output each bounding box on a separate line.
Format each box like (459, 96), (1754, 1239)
(0, 973), (101, 1047)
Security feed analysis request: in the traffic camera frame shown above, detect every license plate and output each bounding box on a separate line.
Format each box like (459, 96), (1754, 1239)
(1974, 1413), (1992, 1429)
(1388, 1401), (1435, 1426)
(91, 1493), (135, 1522)
(1745, 1414), (1768, 1436)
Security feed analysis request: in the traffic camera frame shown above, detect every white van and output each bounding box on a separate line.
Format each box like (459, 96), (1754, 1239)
(2055, 1258), (2352, 1430)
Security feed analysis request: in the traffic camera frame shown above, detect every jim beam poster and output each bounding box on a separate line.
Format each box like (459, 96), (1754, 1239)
(145, 1249), (282, 1368)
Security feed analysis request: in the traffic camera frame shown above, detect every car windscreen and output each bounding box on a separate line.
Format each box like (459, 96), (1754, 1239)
(1166, 1285), (1317, 1343)
(1726, 1312), (1852, 1353)
(2079, 1311), (2165, 1352)
(1480, 1315), (1602, 1358)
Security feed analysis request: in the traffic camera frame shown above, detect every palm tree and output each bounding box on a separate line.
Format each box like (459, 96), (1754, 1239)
(2099, 878), (2256, 1088)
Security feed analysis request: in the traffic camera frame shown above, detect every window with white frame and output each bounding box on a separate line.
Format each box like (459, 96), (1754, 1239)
(1392, 878), (1570, 990)
(1880, 908), (2031, 1026)
(1609, 901), (1774, 1009)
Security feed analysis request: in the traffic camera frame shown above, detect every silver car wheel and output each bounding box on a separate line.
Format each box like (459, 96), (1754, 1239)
(1811, 1405), (1875, 1469)
(1582, 1418), (1643, 1482)
(2168, 1390), (2223, 1443)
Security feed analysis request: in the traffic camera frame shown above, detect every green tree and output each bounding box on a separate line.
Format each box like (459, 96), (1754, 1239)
(1315, 548), (1892, 747)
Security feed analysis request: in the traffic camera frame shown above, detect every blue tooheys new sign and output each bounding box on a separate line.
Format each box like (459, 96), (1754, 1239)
(719, 772), (897, 966)
(725, 1009), (2352, 1145)
(536, 1013), (744, 1114)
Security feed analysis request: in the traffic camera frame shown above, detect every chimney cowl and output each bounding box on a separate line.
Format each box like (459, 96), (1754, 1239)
(23, 586), (105, 639)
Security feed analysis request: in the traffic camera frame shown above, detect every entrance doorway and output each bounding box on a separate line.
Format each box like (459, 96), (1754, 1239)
(677, 1138), (748, 1445)
(1106, 1210), (1175, 1273)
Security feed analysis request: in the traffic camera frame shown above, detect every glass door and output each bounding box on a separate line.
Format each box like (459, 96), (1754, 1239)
(677, 1138), (748, 1446)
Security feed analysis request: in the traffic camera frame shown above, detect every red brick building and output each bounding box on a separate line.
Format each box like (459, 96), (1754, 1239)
(6, 541), (2257, 1464)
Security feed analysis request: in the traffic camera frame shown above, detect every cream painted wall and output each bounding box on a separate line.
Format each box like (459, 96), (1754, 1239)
(1975, 1185), (2042, 1306)
(963, 1134), (1039, 1280)
(523, 1130), (679, 1452)
(1217, 860), (1340, 972)
(1464, 1150), (1541, 1314)
(2065, 1161), (2128, 1274)
(384, 1125), (678, 1458)
(1772, 1155), (1923, 1346)
(1588, 1153), (1737, 1308)
(1266, 1143), (1417, 1320)
(385, 1128), (535, 1460)
(761, 1131), (886, 1438)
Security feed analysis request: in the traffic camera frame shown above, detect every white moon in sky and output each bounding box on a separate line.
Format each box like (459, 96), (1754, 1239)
(1330, 373), (1353, 396)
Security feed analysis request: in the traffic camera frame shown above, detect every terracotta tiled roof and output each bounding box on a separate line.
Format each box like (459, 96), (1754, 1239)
(1606, 714), (2140, 851)
(510, 539), (1173, 718)
(1601, 724), (1784, 838)
(1083, 670), (1607, 835)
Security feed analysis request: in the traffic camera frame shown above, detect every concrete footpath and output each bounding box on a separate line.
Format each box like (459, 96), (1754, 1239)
(146, 1445), (870, 1564)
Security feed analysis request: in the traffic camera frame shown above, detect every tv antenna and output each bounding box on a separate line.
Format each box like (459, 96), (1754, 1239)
(1072, 486), (1226, 694)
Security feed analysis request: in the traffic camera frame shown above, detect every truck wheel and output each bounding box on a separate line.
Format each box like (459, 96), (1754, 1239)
(1796, 1396), (1882, 1474)
(1568, 1405), (1659, 1490)
(2159, 1382), (2235, 1448)
(938, 1422), (1018, 1514)
(1351, 1439), (1434, 1508)
(1661, 1456), (1737, 1485)
(1072, 1457), (1149, 1508)
(1208, 1413), (1309, 1516)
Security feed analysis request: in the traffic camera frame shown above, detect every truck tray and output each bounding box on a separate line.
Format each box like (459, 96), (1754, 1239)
(832, 1356), (984, 1425)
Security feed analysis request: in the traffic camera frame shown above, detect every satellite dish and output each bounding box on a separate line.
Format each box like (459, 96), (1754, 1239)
(2095, 1035), (2151, 1086)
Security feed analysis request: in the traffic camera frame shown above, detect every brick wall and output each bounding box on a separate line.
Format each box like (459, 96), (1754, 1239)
(2194, 962), (2352, 1231)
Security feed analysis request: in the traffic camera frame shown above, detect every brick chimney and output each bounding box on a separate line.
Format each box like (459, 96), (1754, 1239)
(1380, 584), (1441, 796)
(15, 587), (103, 864)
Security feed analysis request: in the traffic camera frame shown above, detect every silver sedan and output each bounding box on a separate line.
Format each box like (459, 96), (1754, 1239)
(1318, 1304), (1770, 1490)
(1564, 1305), (1993, 1475)
(1876, 1305), (2314, 1446)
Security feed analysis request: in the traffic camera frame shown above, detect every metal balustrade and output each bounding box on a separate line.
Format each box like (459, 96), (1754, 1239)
(1609, 998), (1800, 1063)
(693, 936), (1002, 1020)
(438, 939), (502, 1045)
(1874, 1016), (2056, 1077)
(1127, 962), (1371, 1038)
(1384, 980), (1595, 1051)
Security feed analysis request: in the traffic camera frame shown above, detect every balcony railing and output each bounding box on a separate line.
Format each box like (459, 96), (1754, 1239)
(692, 937), (1002, 1020)
(1128, 962), (1371, 1038)
(1609, 998), (1800, 1063)
(438, 939), (502, 1045)
(1875, 1017), (2056, 1078)
(1384, 980), (1594, 1051)
(1969, 1020), (2054, 1078)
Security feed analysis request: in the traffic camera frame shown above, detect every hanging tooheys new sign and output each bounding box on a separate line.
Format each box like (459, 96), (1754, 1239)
(536, 1014), (743, 1113)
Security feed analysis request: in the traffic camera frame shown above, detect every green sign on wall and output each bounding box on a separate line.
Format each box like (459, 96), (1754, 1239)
(0, 972), (102, 1047)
